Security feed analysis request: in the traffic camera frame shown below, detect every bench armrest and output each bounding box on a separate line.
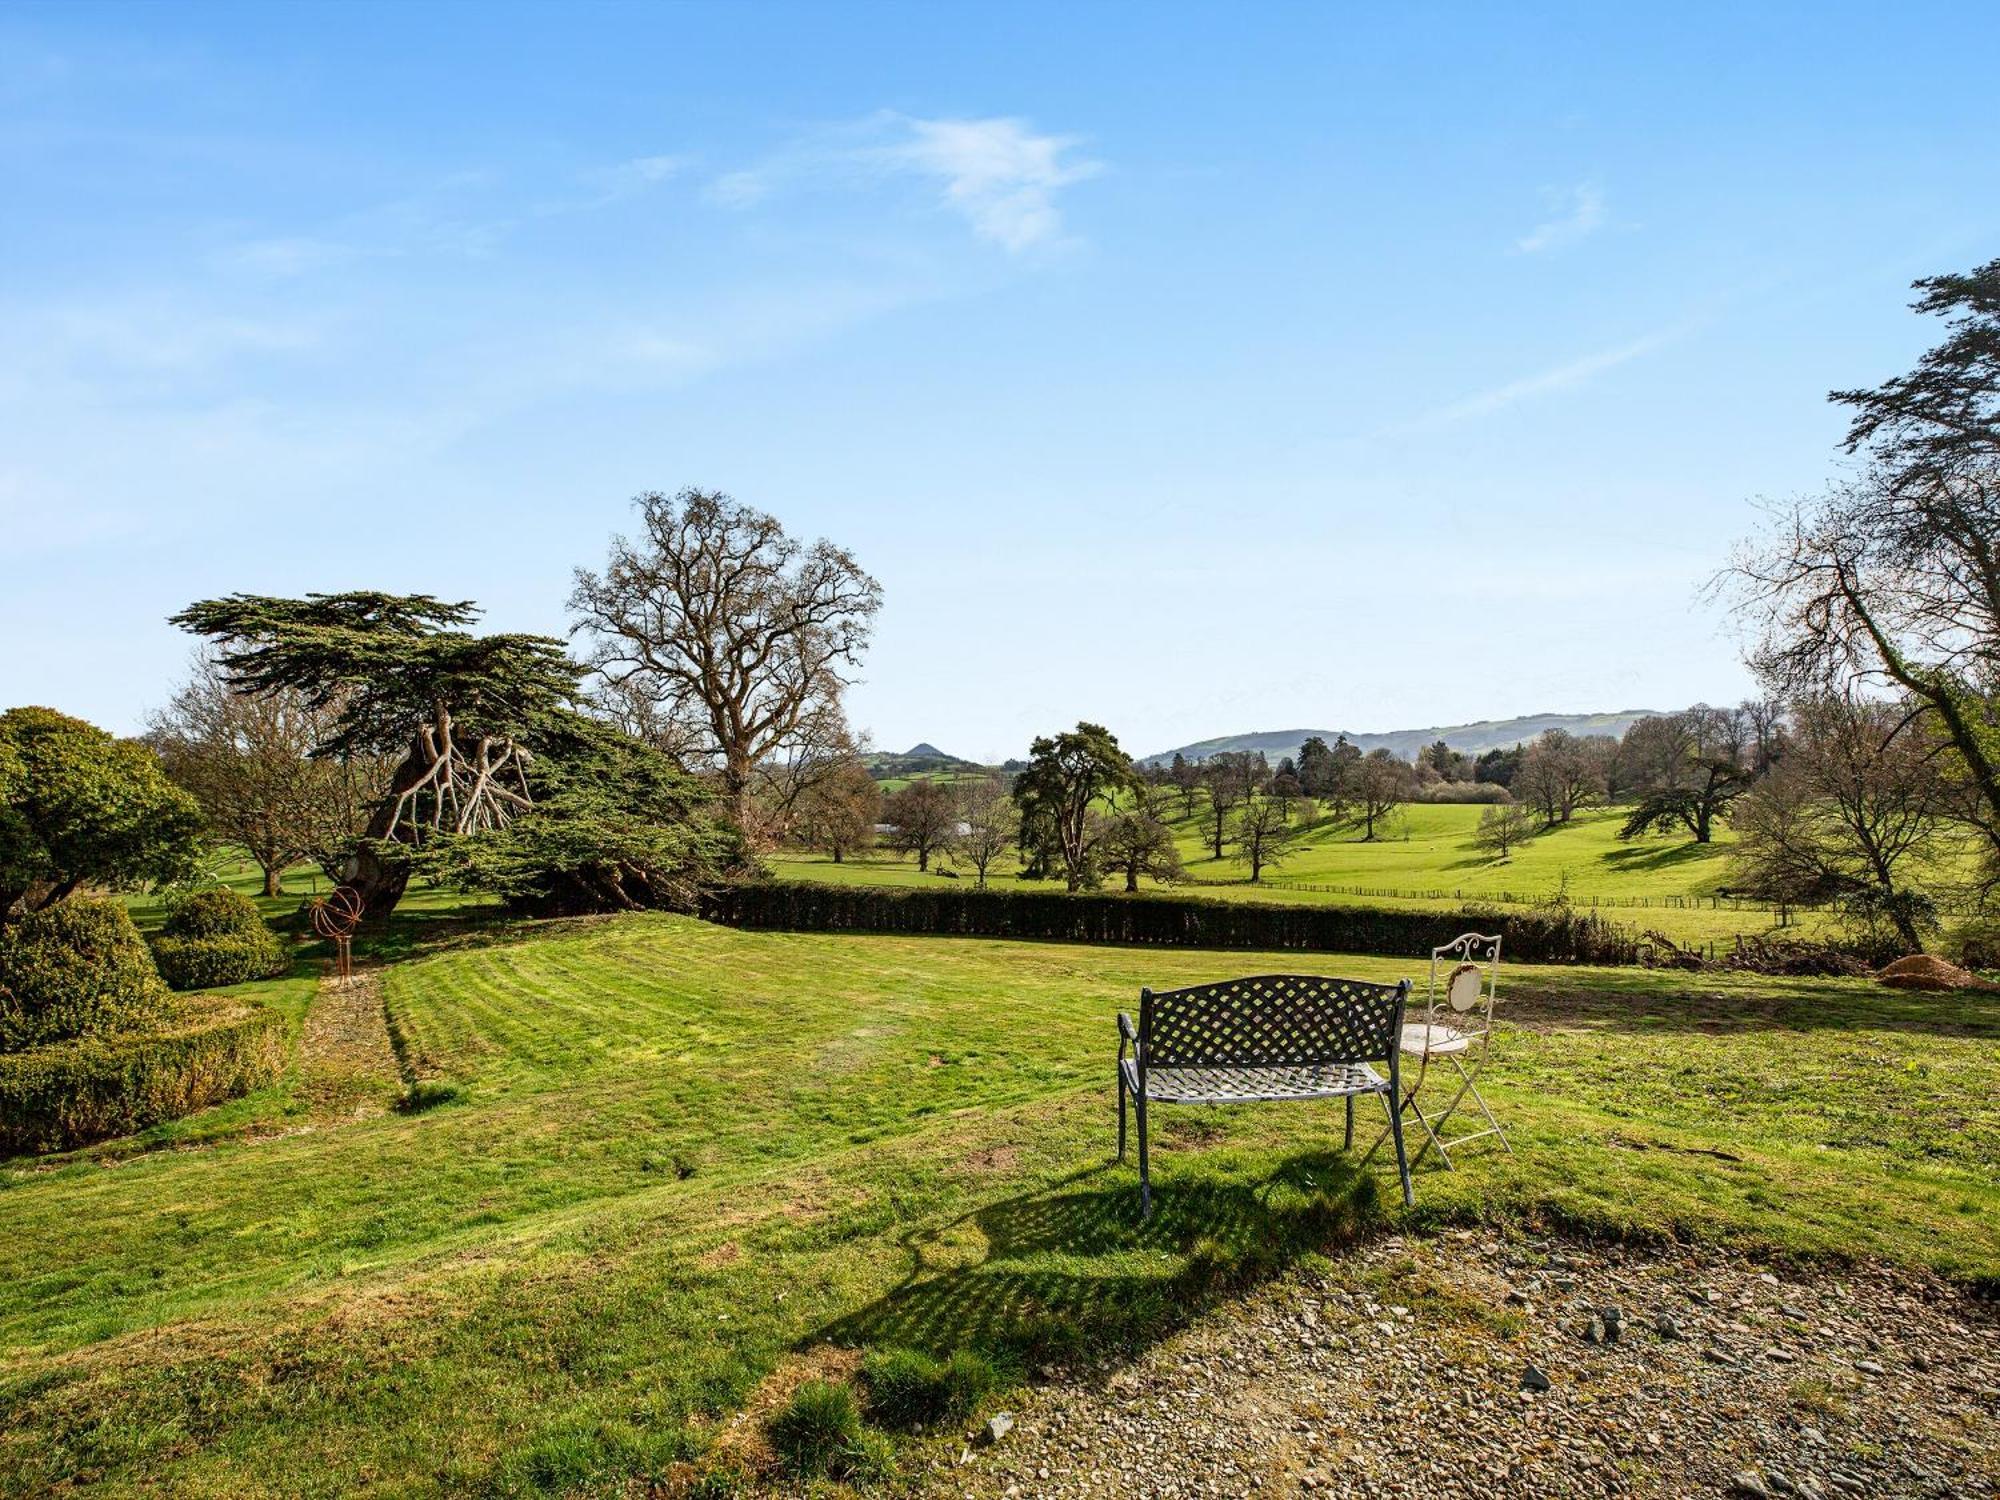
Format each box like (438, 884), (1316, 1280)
(1118, 1011), (1138, 1044)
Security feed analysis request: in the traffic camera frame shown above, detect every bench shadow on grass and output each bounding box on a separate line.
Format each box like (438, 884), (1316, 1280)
(817, 1149), (1379, 1367)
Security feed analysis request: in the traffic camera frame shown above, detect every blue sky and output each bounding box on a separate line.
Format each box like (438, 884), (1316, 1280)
(4, 2), (1997, 760)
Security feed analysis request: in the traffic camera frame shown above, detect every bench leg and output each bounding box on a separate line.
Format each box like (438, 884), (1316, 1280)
(1136, 1087), (1152, 1219)
(1344, 1094), (1354, 1151)
(1381, 1089), (1414, 1209)
(1117, 1068), (1127, 1162)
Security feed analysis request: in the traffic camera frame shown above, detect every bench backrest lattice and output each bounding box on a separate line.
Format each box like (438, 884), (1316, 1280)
(1141, 974), (1406, 1069)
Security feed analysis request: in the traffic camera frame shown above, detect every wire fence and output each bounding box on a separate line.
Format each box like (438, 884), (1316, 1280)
(1180, 877), (1817, 916)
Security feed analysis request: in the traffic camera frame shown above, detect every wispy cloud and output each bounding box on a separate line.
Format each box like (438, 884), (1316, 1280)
(1514, 182), (1605, 254)
(713, 112), (1100, 252)
(1402, 325), (1685, 431)
(575, 153), (685, 206)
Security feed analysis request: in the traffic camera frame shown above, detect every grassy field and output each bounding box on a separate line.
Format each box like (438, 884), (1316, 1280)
(4, 909), (1996, 1496)
(774, 803), (1822, 947)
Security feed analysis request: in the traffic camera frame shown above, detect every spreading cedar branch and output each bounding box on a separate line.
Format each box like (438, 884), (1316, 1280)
(170, 593), (581, 910)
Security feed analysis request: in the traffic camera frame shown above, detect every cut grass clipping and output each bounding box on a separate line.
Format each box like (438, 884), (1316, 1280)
(767, 1379), (895, 1484)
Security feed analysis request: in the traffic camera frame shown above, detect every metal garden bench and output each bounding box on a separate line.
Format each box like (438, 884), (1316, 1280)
(1116, 973), (1415, 1217)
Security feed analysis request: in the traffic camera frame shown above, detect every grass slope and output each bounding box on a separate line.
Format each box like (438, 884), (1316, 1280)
(3, 913), (1996, 1496)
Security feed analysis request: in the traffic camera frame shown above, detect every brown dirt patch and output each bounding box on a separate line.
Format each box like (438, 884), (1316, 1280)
(670, 1345), (863, 1489)
(1876, 954), (1999, 992)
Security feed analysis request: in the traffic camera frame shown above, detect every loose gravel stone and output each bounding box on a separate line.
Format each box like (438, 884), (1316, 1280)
(926, 1230), (2000, 1500)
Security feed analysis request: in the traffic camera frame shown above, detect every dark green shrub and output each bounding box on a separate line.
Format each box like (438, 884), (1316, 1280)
(707, 882), (1647, 965)
(147, 888), (288, 991)
(767, 1380), (890, 1483)
(862, 1347), (999, 1430)
(149, 929), (289, 991)
(161, 887), (262, 940)
(0, 897), (170, 1052)
(0, 998), (283, 1154)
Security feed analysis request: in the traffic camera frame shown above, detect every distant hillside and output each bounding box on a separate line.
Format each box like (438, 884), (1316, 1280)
(1143, 710), (1662, 766)
(860, 743), (985, 781)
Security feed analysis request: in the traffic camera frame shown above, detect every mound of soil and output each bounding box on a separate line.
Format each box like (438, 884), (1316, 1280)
(1875, 954), (1998, 991)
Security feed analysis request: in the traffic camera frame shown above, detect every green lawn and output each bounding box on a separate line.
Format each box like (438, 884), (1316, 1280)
(4, 910), (1997, 1496)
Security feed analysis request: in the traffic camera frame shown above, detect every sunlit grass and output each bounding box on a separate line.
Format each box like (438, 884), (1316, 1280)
(3, 912), (1995, 1496)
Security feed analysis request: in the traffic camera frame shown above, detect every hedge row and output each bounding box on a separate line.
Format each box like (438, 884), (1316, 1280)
(0, 999), (284, 1155)
(704, 882), (1646, 965)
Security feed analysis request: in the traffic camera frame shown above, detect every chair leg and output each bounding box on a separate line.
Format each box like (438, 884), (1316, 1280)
(1405, 1092), (1453, 1170)
(1344, 1094), (1355, 1150)
(1381, 1089), (1414, 1208)
(1117, 1069), (1128, 1161)
(1136, 1088), (1152, 1219)
(1466, 1074), (1513, 1155)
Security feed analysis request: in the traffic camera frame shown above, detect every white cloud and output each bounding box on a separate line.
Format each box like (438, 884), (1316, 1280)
(215, 236), (355, 278)
(866, 116), (1100, 251)
(1514, 183), (1605, 254)
(579, 153), (685, 203)
(712, 112), (1100, 252)
(1403, 325), (1684, 430)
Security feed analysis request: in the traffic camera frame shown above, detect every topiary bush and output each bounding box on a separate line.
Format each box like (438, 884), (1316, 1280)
(0, 897), (171, 1052)
(148, 888), (288, 991)
(0, 998), (283, 1154)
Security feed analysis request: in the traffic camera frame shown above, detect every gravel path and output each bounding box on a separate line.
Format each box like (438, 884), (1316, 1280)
(932, 1231), (2000, 1499)
(300, 966), (403, 1117)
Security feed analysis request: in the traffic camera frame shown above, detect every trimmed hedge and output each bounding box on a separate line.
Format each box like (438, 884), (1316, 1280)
(0, 997), (284, 1155)
(148, 888), (289, 992)
(705, 881), (1645, 965)
(0, 897), (171, 1052)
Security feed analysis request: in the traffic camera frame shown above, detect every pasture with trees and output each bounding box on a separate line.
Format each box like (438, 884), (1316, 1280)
(8, 262), (2000, 1498)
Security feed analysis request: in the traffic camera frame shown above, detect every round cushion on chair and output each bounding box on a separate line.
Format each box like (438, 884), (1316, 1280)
(1400, 1021), (1470, 1056)
(1445, 962), (1484, 1013)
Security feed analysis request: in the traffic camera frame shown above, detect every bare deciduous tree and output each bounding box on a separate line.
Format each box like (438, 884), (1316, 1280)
(148, 655), (390, 894)
(1514, 729), (1608, 828)
(883, 779), (955, 872)
(569, 489), (883, 833)
(1729, 696), (1951, 950)
(1471, 802), (1533, 861)
(1232, 796), (1296, 882)
(792, 755), (880, 864)
(1729, 260), (2000, 877)
(950, 777), (1015, 887)
(1347, 748), (1410, 841)
(1099, 809), (1183, 892)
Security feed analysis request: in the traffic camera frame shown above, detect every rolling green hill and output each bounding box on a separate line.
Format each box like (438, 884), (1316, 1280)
(1144, 710), (1661, 765)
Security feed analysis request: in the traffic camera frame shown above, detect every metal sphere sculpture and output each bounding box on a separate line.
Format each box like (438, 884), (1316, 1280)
(307, 885), (365, 977)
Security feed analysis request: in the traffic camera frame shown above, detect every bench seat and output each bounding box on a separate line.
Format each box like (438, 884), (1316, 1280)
(1121, 1057), (1385, 1104)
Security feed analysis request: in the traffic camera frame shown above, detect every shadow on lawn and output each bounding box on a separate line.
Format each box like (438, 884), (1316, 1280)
(1503, 975), (2000, 1039)
(818, 1151), (1379, 1365)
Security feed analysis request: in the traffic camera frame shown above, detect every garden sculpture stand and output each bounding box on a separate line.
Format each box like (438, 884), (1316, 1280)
(308, 885), (365, 979)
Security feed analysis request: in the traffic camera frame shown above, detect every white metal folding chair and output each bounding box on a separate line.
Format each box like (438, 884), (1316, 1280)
(1395, 932), (1511, 1167)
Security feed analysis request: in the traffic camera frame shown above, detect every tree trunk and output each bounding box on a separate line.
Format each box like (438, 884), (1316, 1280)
(1125, 867), (1138, 893)
(262, 864), (283, 898)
